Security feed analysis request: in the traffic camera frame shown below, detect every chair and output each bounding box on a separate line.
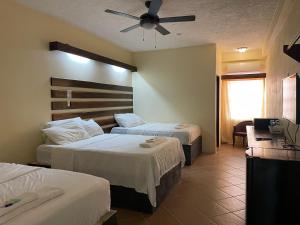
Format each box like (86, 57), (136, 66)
(233, 120), (253, 147)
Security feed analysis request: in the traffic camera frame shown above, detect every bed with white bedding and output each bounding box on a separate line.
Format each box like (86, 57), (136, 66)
(111, 123), (201, 145)
(37, 133), (185, 212)
(38, 117), (184, 212)
(111, 122), (202, 165)
(0, 163), (112, 225)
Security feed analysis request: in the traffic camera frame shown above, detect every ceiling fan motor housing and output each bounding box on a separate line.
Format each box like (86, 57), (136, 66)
(140, 13), (159, 29)
(145, 1), (151, 9)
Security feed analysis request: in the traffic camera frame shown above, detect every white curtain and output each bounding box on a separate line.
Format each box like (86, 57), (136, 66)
(221, 79), (265, 144)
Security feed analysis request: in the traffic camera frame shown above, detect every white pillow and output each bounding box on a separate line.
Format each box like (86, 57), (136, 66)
(45, 117), (82, 128)
(114, 113), (145, 128)
(42, 124), (90, 145)
(81, 119), (104, 137)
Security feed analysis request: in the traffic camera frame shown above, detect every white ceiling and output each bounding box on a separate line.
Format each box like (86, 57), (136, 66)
(16, 0), (280, 52)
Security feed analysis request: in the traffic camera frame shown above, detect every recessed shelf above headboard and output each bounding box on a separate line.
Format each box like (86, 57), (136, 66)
(50, 77), (133, 133)
(49, 41), (138, 72)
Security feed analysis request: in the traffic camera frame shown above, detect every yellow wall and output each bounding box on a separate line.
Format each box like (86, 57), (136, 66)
(133, 45), (217, 153)
(222, 49), (266, 74)
(265, 0), (300, 144)
(0, 0), (133, 163)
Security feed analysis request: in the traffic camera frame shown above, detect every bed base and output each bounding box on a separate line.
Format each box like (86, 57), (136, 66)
(182, 136), (202, 166)
(96, 210), (118, 225)
(110, 163), (181, 213)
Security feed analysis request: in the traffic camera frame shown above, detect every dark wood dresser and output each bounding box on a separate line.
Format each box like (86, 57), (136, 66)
(246, 126), (300, 225)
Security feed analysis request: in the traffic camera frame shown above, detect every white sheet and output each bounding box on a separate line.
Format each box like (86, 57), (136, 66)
(111, 122), (201, 145)
(41, 134), (185, 207)
(0, 163), (110, 225)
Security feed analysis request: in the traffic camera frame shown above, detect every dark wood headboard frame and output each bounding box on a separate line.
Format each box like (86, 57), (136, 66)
(51, 77), (133, 133)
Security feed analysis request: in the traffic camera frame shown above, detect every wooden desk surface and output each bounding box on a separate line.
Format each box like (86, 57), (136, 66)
(246, 126), (300, 161)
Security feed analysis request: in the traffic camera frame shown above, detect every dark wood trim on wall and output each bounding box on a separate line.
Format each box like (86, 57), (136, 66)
(50, 78), (133, 133)
(52, 101), (133, 110)
(52, 108), (133, 121)
(221, 73), (266, 80)
(51, 77), (133, 92)
(51, 90), (133, 99)
(49, 41), (138, 72)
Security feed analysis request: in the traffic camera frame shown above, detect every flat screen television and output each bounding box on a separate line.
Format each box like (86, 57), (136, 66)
(282, 73), (300, 124)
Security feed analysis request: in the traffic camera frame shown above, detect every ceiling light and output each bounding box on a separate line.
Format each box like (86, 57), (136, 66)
(236, 47), (248, 53)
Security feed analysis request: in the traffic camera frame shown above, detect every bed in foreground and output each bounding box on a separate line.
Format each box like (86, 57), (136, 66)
(111, 114), (202, 165)
(37, 133), (185, 213)
(0, 163), (114, 225)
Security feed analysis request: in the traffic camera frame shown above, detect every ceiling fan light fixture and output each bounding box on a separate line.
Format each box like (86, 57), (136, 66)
(105, 0), (196, 36)
(140, 13), (159, 29)
(236, 47), (248, 53)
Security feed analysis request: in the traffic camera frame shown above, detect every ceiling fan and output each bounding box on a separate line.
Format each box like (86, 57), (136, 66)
(105, 0), (196, 35)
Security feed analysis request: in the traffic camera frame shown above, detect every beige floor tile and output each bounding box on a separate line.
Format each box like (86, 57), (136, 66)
(235, 194), (246, 203)
(235, 183), (246, 190)
(213, 213), (245, 225)
(166, 205), (217, 225)
(222, 176), (245, 185)
(116, 144), (246, 225)
(144, 207), (182, 225)
(217, 197), (245, 212)
(225, 168), (246, 176)
(194, 200), (229, 217)
(219, 185), (245, 196)
(201, 188), (232, 200)
(200, 179), (233, 189)
(233, 209), (246, 220)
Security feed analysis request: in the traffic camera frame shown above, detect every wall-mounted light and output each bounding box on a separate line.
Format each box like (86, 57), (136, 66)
(236, 47), (248, 53)
(112, 65), (127, 73)
(67, 90), (72, 107)
(67, 53), (90, 63)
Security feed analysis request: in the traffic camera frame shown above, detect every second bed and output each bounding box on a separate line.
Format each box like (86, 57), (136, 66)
(111, 122), (202, 165)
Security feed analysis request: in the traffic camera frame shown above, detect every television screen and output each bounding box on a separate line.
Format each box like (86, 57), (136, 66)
(282, 73), (300, 124)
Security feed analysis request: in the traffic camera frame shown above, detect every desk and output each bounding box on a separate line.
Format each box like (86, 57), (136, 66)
(246, 126), (300, 225)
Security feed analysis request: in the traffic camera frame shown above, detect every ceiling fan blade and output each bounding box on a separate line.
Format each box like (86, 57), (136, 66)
(148, 0), (162, 16)
(120, 24), (140, 33)
(105, 9), (140, 20)
(155, 24), (170, 35)
(160, 15), (196, 23)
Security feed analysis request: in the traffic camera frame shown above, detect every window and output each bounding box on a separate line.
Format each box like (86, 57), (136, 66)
(227, 79), (265, 120)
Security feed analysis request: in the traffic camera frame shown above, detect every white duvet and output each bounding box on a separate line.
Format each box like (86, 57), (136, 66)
(111, 123), (201, 145)
(44, 134), (185, 207)
(0, 163), (110, 225)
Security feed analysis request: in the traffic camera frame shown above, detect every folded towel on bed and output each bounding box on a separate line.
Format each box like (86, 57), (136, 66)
(175, 124), (190, 129)
(0, 186), (64, 224)
(0, 193), (37, 217)
(140, 137), (166, 148)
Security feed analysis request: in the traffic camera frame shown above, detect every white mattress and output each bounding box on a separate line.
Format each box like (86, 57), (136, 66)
(36, 145), (52, 166)
(37, 134), (185, 207)
(111, 123), (201, 145)
(0, 163), (110, 225)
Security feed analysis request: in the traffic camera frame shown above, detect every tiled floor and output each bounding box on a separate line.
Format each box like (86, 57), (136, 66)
(115, 144), (247, 225)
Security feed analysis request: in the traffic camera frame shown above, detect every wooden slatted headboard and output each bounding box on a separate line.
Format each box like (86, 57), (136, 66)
(50, 77), (133, 133)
